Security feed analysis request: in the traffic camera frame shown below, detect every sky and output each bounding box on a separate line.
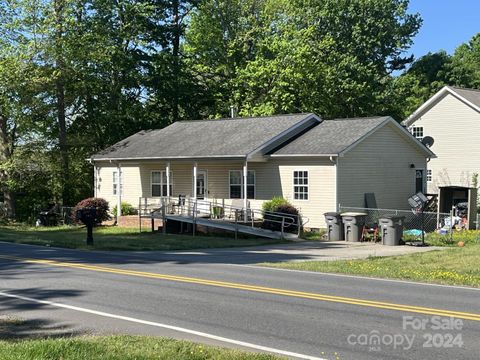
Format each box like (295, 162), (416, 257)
(407, 0), (480, 59)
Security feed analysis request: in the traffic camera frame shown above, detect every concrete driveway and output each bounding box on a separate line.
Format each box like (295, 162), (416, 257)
(117, 240), (445, 265)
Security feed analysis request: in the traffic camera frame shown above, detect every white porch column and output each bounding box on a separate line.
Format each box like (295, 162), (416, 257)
(166, 162), (171, 198)
(93, 164), (98, 198)
(243, 160), (248, 210)
(193, 162), (198, 199)
(116, 163), (122, 219)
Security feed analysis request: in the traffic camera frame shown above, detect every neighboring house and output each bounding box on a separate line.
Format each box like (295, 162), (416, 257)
(90, 113), (434, 229)
(403, 86), (479, 225)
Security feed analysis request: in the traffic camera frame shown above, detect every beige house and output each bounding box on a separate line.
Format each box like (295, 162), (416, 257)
(90, 113), (434, 229)
(403, 86), (479, 224)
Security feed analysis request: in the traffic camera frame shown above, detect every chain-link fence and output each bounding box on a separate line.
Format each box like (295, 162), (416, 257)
(339, 206), (451, 232)
(32, 205), (75, 226)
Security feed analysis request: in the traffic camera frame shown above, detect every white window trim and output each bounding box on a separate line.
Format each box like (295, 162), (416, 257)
(229, 169), (256, 199)
(151, 170), (173, 197)
(113, 170), (123, 196)
(426, 169), (432, 182)
(411, 126), (424, 141)
(293, 169), (309, 201)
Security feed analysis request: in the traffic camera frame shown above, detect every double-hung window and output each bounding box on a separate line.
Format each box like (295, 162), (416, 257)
(229, 170), (255, 199)
(411, 126), (424, 141)
(113, 171), (122, 195)
(151, 170), (173, 197)
(293, 170), (308, 200)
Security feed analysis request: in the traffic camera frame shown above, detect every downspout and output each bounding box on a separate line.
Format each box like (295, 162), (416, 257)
(329, 156), (339, 212)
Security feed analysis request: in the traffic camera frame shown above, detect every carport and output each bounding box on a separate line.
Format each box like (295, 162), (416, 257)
(438, 186), (478, 229)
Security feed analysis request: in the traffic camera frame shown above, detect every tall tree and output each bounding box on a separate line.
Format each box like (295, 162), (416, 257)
(185, 0), (422, 118)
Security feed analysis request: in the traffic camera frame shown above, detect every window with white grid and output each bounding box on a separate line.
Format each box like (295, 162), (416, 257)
(151, 170), (173, 197)
(411, 126), (424, 141)
(426, 169), (432, 182)
(293, 170), (309, 200)
(112, 171), (123, 195)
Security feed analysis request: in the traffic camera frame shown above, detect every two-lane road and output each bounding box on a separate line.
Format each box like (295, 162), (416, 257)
(0, 241), (479, 359)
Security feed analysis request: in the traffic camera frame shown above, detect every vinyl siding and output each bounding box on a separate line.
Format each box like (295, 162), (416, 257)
(96, 159), (336, 228)
(409, 93), (480, 193)
(337, 122), (427, 210)
(96, 163), (142, 210)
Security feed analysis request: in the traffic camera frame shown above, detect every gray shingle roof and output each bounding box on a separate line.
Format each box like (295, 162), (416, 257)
(271, 116), (390, 155)
(91, 113), (314, 160)
(450, 86), (480, 108)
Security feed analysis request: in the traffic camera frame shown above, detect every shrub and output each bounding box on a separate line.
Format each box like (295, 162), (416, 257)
(112, 202), (138, 216)
(72, 197), (110, 225)
(262, 198), (300, 233)
(262, 197), (290, 213)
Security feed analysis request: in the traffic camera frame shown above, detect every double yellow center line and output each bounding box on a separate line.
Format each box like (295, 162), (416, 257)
(2, 254), (479, 322)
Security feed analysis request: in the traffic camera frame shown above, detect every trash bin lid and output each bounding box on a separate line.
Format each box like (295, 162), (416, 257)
(340, 212), (367, 217)
(324, 212), (341, 217)
(380, 215), (405, 221)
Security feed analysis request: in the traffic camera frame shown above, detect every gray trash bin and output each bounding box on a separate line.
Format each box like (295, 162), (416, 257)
(379, 216), (405, 246)
(324, 212), (344, 241)
(341, 212), (367, 242)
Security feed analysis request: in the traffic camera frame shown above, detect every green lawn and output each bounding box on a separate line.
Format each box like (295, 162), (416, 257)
(0, 225), (287, 251)
(262, 234), (480, 288)
(0, 335), (281, 360)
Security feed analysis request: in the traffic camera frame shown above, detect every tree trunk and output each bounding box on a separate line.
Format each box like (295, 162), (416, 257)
(0, 113), (15, 218)
(55, 0), (69, 206)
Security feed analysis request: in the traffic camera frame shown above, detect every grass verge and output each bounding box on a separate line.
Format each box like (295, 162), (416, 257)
(0, 335), (280, 360)
(0, 225), (287, 251)
(262, 244), (480, 288)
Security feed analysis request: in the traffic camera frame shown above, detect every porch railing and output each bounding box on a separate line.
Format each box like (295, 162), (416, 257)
(139, 196), (308, 238)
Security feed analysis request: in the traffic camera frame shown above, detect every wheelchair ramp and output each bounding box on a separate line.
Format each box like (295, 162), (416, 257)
(165, 214), (299, 240)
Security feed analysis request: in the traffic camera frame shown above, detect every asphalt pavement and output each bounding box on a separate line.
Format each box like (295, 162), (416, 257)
(0, 241), (479, 360)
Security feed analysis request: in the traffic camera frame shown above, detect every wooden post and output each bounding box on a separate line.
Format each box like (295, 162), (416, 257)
(235, 210), (238, 241)
(162, 202), (166, 235)
(192, 199), (196, 237)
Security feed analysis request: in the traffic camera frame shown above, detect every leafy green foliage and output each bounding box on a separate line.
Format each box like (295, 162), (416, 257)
(262, 197), (299, 233)
(112, 202), (138, 216)
(262, 197), (290, 213)
(0, 0), (478, 223)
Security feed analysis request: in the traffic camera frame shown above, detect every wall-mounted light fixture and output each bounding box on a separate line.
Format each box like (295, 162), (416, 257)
(410, 164), (415, 168)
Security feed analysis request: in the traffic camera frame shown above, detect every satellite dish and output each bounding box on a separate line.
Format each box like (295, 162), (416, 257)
(422, 136), (434, 148)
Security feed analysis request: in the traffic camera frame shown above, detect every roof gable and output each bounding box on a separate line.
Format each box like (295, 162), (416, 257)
(270, 116), (436, 158)
(404, 86), (480, 126)
(91, 113), (320, 161)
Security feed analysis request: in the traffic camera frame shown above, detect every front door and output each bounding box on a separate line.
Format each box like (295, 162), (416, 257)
(196, 170), (207, 200)
(415, 169), (425, 194)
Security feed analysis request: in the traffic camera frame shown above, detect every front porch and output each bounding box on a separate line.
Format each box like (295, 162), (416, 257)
(114, 160), (272, 219)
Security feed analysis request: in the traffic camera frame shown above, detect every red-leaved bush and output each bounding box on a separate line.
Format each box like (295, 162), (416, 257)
(72, 197), (110, 225)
